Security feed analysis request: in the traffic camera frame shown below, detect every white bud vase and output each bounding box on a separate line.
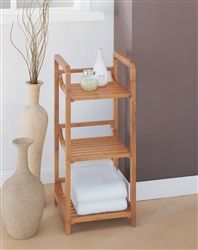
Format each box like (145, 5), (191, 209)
(93, 48), (108, 86)
(20, 82), (48, 179)
(2, 138), (45, 239)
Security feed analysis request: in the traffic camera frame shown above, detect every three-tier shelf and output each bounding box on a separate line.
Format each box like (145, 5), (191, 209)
(54, 51), (137, 235)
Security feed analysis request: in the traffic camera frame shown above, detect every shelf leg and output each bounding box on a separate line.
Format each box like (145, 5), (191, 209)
(64, 66), (72, 235)
(64, 158), (72, 235)
(129, 63), (137, 228)
(65, 223), (72, 235)
(130, 161), (137, 228)
(113, 57), (119, 168)
(130, 217), (136, 227)
(54, 59), (60, 208)
(54, 197), (57, 206)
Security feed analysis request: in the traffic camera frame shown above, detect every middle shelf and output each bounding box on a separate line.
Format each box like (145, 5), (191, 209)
(59, 128), (131, 162)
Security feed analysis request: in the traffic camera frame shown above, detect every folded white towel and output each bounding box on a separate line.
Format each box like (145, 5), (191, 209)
(71, 160), (127, 204)
(72, 198), (127, 216)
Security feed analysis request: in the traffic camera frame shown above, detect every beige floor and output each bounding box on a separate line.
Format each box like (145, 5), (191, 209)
(1, 184), (197, 250)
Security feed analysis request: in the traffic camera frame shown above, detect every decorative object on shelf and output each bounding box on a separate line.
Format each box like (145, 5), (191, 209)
(20, 82), (48, 178)
(2, 138), (45, 240)
(80, 69), (98, 91)
(93, 48), (108, 86)
(10, 0), (50, 178)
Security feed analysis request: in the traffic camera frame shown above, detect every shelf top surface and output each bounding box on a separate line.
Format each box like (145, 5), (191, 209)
(70, 81), (130, 101)
(61, 135), (131, 162)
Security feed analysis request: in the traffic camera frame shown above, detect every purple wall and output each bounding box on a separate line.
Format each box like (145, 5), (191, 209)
(115, 0), (197, 181)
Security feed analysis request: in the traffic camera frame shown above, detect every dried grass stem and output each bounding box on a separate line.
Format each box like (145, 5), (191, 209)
(10, 0), (50, 84)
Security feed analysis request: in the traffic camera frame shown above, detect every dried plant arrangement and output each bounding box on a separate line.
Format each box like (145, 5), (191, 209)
(10, 0), (50, 84)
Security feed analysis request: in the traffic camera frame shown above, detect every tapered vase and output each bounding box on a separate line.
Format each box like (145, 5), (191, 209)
(20, 82), (48, 178)
(2, 138), (45, 239)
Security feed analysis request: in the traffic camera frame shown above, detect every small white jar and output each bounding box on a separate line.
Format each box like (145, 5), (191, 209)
(80, 70), (98, 91)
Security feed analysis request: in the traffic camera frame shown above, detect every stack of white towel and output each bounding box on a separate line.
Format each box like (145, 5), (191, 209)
(71, 160), (128, 215)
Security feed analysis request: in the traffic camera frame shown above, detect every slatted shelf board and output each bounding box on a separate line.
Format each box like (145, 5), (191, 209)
(59, 131), (131, 162)
(55, 181), (131, 225)
(59, 80), (130, 101)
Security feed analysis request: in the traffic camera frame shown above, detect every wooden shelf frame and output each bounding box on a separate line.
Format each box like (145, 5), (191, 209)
(54, 51), (137, 235)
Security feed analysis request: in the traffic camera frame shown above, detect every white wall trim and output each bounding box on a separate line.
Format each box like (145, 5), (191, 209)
(1, 0), (102, 24)
(1, 10), (104, 24)
(1, 168), (197, 201)
(136, 175), (198, 201)
(120, 172), (198, 201)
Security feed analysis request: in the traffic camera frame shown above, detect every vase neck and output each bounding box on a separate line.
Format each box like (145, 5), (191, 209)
(13, 138), (33, 175)
(26, 82), (42, 106)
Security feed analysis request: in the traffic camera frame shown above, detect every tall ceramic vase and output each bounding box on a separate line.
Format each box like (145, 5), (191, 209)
(2, 138), (45, 239)
(20, 81), (48, 179)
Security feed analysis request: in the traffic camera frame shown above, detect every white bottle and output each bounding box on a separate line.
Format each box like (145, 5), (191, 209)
(93, 48), (108, 86)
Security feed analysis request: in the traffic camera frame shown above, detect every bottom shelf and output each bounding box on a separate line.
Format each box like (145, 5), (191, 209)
(55, 181), (131, 225)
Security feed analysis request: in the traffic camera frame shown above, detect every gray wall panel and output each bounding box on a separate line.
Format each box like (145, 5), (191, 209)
(115, 0), (197, 181)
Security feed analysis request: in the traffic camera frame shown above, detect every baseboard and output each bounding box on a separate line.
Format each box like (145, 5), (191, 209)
(119, 171), (198, 201)
(1, 167), (198, 201)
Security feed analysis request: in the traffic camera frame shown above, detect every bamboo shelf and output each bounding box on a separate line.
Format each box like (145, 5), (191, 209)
(59, 80), (130, 101)
(54, 51), (137, 235)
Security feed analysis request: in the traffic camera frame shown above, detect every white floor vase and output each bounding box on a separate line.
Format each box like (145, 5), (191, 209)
(20, 82), (48, 178)
(2, 138), (45, 240)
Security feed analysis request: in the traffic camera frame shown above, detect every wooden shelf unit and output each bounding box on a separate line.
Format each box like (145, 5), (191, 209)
(54, 51), (137, 235)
